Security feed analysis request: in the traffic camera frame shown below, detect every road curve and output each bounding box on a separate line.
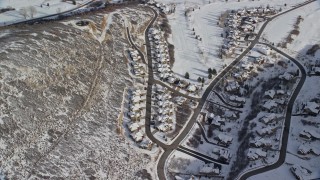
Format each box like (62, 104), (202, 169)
(142, 0), (316, 179)
(238, 43), (307, 180)
(3, 0), (95, 26)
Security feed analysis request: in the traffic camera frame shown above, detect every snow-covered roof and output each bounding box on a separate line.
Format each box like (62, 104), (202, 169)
(199, 164), (220, 174)
(276, 90), (285, 95)
(129, 123), (140, 132)
(187, 85), (197, 92)
(290, 165), (312, 180)
(131, 130), (144, 142)
(279, 72), (294, 81)
(300, 129), (320, 139)
(257, 126), (277, 136)
(229, 95), (246, 103)
(259, 113), (279, 124)
(250, 138), (272, 148)
(157, 123), (172, 132)
(262, 100), (278, 110)
(218, 134), (233, 143)
(304, 102), (320, 114)
(226, 80), (240, 92)
(247, 148), (267, 160)
(264, 90), (275, 99)
(298, 144), (320, 155)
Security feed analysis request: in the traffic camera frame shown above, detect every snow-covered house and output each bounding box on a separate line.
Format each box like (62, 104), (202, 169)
(187, 84), (197, 92)
(259, 113), (280, 124)
(303, 102), (320, 116)
(206, 113), (225, 127)
(290, 165), (312, 180)
(229, 95), (246, 104)
(299, 129), (320, 140)
(139, 137), (153, 150)
(217, 134), (233, 146)
(250, 138), (272, 148)
(279, 72), (294, 81)
(247, 148), (267, 160)
(199, 164), (220, 176)
(128, 123), (140, 132)
(255, 46), (270, 55)
(264, 90), (276, 99)
(276, 90), (285, 96)
(262, 100), (278, 111)
(257, 126), (277, 136)
(131, 130), (144, 142)
(213, 148), (232, 162)
(157, 123), (172, 132)
(226, 80), (240, 92)
(298, 144), (320, 156)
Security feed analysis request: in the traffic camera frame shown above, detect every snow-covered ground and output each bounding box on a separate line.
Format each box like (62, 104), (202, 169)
(250, 115), (320, 180)
(155, 0), (306, 81)
(250, 60), (320, 180)
(0, 0), (91, 25)
(263, 0), (320, 53)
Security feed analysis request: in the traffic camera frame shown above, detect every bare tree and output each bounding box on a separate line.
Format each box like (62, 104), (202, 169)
(19, 7), (28, 19)
(29, 6), (37, 18)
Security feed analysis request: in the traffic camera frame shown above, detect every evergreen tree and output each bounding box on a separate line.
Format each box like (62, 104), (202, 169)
(185, 72), (190, 79)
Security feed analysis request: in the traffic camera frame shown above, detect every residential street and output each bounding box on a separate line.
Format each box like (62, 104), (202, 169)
(238, 43), (307, 180)
(138, 1), (314, 179)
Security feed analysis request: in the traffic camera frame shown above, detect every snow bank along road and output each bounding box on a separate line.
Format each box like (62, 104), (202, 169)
(139, 0), (315, 179)
(2, 0), (95, 26)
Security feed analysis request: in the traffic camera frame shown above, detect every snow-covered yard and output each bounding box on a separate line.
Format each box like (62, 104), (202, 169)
(263, 0), (320, 53)
(0, 0), (91, 25)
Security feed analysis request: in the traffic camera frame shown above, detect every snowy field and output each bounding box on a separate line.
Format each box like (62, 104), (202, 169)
(0, 0), (91, 25)
(156, 0), (306, 81)
(263, 0), (320, 53)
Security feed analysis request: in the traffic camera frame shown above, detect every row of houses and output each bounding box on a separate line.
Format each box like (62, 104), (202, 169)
(128, 49), (146, 77)
(221, 7), (277, 57)
(128, 88), (147, 121)
(126, 87), (154, 150)
(152, 84), (175, 132)
(148, 28), (200, 94)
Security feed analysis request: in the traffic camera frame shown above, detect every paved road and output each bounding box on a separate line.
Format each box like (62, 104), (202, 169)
(178, 146), (229, 165)
(142, 0), (315, 179)
(212, 91), (243, 108)
(238, 43), (307, 180)
(127, 27), (200, 101)
(3, 0), (95, 26)
(207, 100), (243, 113)
(177, 147), (222, 164)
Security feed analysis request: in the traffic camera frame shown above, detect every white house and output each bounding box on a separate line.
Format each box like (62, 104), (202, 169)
(304, 102), (320, 115)
(257, 126), (277, 136)
(131, 130), (144, 142)
(247, 148), (267, 160)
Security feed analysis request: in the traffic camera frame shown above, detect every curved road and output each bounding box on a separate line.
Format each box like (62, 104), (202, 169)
(238, 43), (307, 179)
(3, 1), (95, 26)
(126, 27), (200, 101)
(139, 0), (315, 179)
